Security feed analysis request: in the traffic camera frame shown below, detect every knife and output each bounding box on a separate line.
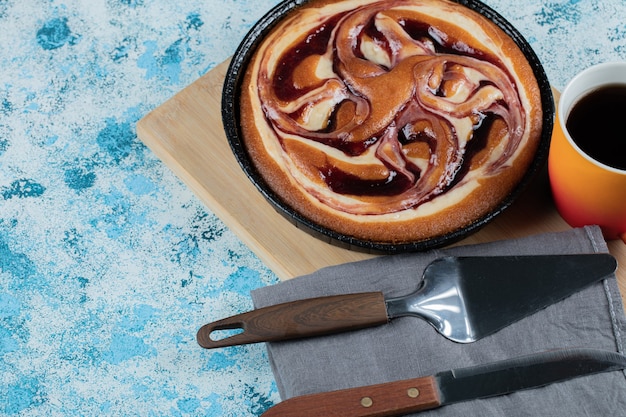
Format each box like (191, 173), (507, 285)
(260, 348), (626, 417)
(197, 254), (617, 347)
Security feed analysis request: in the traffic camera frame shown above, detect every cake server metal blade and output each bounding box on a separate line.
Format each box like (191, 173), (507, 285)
(385, 253), (618, 342)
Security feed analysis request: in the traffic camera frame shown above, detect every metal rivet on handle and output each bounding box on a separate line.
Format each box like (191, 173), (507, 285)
(360, 397), (373, 408)
(407, 388), (420, 398)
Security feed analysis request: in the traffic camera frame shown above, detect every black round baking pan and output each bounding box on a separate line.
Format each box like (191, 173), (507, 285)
(221, 0), (555, 254)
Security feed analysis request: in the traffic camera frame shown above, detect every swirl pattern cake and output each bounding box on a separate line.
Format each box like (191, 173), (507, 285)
(236, 0), (546, 247)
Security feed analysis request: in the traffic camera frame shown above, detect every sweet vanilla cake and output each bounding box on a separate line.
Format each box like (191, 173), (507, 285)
(235, 0), (546, 248)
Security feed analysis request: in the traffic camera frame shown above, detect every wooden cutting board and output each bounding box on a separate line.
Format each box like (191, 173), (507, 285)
(136, 59), (625, 301)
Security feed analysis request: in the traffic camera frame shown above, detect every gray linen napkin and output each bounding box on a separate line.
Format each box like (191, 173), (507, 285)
(251, 226), (626, 416)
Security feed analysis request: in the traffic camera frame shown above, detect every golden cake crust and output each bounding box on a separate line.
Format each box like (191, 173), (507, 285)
(239, 0), (543, 245)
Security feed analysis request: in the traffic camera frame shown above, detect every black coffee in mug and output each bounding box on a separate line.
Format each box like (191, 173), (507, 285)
(565, 83), (626, 171)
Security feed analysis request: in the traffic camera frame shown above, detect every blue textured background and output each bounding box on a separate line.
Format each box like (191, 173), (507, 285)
(0, 0), (625, 416)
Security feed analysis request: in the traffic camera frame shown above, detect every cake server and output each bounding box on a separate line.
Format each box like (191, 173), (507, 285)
(259, 348), (626, 417)
(197, 254), (617, 347)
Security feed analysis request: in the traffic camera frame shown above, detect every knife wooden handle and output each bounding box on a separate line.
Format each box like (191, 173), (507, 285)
(197, 292), (388, 348)
(261, 375), (442, 417)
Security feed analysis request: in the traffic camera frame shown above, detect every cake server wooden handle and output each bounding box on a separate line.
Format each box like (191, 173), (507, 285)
(196, 292), (389, 348)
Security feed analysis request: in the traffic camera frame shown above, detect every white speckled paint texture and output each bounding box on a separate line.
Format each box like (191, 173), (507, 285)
(0, 0), (625, 416)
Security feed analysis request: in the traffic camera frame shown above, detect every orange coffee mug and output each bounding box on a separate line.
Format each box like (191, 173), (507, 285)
(549, 62), (626, 243)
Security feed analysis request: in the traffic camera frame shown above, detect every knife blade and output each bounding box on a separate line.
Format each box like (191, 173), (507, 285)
(260, 348), (626, 417)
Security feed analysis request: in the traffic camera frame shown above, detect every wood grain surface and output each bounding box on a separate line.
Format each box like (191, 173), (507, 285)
(136, 59), (626, 305)
(196, 292), (388, 349)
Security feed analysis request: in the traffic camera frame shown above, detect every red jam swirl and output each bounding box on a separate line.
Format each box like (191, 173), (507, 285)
(254, 1), (526, 215)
